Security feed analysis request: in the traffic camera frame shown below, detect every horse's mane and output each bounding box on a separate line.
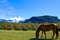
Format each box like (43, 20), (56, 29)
(40, 23), (57, 26)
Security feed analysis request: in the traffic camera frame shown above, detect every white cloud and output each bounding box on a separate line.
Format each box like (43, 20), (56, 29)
(6, 16), (25, 22)
(10, 16), (25, 20)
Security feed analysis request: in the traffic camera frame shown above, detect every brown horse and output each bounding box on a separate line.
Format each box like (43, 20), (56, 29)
(36, 23), (58, 39)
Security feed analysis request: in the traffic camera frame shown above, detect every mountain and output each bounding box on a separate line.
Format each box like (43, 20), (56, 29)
(0, 19), (7, 23)
(7, 20), (14, 23)
(0, 15), (60, 23)
(0, 19), (24, 23)
(23, 15), (60, 23)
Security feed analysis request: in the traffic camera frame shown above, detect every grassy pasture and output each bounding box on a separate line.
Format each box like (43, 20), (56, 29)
(0, 30), (60, 40)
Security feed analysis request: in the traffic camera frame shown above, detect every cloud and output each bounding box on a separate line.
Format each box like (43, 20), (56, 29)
(6, 16), (25, 22)
(10, 16), (25, 20)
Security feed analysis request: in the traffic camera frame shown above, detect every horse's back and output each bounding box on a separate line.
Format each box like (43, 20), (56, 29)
(40, 23), (57, 31)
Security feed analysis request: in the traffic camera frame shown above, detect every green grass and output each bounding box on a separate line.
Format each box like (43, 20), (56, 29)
(0, 30), (60, 40)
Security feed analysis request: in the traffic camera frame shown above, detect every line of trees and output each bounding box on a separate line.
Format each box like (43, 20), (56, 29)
(0, 22), (40, 31)
(0, 22), (60, 31)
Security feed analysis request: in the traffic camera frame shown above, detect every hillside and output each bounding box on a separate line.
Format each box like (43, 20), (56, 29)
(23, 15), (60, 23)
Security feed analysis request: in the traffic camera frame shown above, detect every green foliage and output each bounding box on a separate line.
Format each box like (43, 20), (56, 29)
(0, 22), (40, 30)
(0, 22), (60, 31)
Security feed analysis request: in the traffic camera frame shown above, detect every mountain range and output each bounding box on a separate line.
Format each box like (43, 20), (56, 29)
(0, 15), (60, 23)
(22, 15), (60, 23)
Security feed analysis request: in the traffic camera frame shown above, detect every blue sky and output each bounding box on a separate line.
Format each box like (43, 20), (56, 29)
(0, 0), (60, 20)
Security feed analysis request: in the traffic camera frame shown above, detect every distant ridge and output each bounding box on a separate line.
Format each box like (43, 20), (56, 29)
(23, 15), (60, 23)
(0, 19), (7, 23)
(0, 15), (60, 23)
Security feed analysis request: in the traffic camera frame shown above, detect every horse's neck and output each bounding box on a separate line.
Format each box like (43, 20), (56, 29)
(43, 23), (50, 25)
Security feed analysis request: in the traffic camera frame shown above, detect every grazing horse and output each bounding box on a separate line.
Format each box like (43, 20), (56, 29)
(36, 23), (58, 39)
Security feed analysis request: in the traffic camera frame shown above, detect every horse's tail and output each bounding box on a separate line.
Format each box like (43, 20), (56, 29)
(56, 27), (58, 39)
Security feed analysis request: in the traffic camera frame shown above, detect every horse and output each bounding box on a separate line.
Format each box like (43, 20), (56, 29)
(36, 23), (59, 39)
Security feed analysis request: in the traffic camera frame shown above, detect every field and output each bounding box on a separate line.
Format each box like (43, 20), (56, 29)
(0, 30), (60, 40)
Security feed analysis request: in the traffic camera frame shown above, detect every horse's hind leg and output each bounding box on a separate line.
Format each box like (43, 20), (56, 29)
(44, 31), (46, 39)
(51, 31), (55, 39)
(41, 31), (43, 38)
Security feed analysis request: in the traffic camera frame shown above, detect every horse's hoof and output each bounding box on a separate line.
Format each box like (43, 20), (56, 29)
(56, 37), (58, 39)
(51, 38), (53, 39)
(36, 38), (38, 40)
(35, 38), (38, 40)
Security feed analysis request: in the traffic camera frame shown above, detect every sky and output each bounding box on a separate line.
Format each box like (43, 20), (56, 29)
(0, 0), (60, 20)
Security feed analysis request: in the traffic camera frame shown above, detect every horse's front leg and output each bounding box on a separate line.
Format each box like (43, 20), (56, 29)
(36, 32), (39, 39)
(36, 30), (40, 39)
